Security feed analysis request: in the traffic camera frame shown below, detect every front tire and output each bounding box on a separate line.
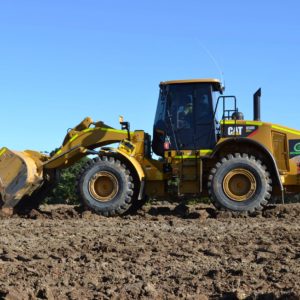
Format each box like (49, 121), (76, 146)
(208, 153), (272, 212)
(77, 156), (136, 216)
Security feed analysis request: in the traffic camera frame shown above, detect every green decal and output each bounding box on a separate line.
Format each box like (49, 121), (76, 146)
(289, 140), (300, 158)
(294, 143), (300, 152)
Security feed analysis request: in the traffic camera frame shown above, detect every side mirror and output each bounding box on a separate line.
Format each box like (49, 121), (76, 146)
(119, 116), (131, 141)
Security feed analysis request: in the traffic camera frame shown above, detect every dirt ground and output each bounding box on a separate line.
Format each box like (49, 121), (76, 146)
(0, 203), (299, 300)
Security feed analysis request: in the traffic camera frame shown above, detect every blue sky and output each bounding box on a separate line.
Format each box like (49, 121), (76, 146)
(0, 1), (300, 151)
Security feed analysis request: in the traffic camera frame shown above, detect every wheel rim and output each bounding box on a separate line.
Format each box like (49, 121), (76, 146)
(223, 168), (257, 202)
(89, 171), (119, 202)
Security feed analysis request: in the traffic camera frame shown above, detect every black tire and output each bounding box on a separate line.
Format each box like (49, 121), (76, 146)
(77, 156), (136, 216)
(208, 153), (272, 212)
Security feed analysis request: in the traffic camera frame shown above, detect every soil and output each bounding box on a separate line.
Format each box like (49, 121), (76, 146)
(0, 203), (299, 300)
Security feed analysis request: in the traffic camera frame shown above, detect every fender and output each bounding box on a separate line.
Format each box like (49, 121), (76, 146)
(114, 149), (146, 200)
(211, 137), (283, 192)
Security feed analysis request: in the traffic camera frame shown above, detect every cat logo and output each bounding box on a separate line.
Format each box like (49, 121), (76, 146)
(227, 126), (243, 136)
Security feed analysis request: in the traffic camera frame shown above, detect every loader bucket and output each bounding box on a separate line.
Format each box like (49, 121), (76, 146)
(0, 147), (44, 209)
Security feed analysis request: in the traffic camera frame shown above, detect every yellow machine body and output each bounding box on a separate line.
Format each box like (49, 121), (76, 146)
(1, 116), (300, 212)
(1, 78), (300, 215)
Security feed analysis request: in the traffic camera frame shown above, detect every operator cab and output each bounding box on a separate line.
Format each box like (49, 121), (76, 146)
(152, 79), (223, 157)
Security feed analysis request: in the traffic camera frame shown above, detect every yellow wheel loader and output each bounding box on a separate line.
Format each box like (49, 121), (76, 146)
(1, 79), (300, 216)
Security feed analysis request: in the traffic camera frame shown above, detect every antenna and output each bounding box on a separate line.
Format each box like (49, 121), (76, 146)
(196, 40), (225, 88)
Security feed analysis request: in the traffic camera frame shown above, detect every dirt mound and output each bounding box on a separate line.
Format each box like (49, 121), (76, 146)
(14, 202), (300, 221)
(0, 203), (299, 299)
(142, 203), (300, 221)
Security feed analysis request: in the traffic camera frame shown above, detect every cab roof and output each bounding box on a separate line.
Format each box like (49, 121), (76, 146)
(160, 78), (224, 93)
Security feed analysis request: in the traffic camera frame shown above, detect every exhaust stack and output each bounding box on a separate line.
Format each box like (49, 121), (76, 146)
(254, 88), (261, 121)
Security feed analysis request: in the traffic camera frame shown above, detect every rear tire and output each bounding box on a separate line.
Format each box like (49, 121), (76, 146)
(208, 153), (272, 212)
(77, 156), (136, 216)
